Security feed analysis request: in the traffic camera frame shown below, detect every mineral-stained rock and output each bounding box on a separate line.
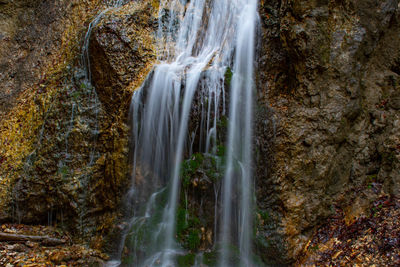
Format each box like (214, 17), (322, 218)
(1, 0), (399, 264)
(85, 1), (157, 248)
(89, 1), (157, 113)
(256, 0), (400, 263)
(0, 0), (157, 250)
(0, 0), (102, 119)
(0, 0), (104, 224)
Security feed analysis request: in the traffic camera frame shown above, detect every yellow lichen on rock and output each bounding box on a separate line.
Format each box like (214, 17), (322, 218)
(0, 0), (105, 219)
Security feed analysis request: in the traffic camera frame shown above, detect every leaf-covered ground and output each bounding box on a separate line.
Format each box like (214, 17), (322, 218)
(2, 196), (399, 266)
(299, 195), (400, 266)
(0, 224), (108, 266)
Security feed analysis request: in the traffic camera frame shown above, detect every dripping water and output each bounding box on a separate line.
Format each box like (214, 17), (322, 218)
(73, 0), (130, 239)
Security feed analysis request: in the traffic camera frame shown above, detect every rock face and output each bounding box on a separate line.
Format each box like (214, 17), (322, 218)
(0, 0), (399, 264)
(86, 1), (157, 248)
(0, 0), (104, 222)
(0, 0), (157, 249)
(255, 0), (400, 263)
(0, 0), (100, 118)
(89, 1), (157, 113)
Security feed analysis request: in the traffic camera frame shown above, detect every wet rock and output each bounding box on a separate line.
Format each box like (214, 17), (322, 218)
(256, 0), (400, 263)
(0, 0), (106, 224)
(84, 2), (158, 249)
(89, 1), (157, 113)
(0, 0), (156, 254)
(0, 0), (99, 118)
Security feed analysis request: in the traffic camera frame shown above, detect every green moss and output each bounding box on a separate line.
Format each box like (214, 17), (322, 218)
(176, 207), (188, 237)
(260, 210), (270, 222)
(176, 253), (196, 267)
(176, 206), (201, 251)
(180, 153), (204, 187)
(58, 165), (69, 175)
(366, 174), (377, 184)
(187, 229), (201, 250)
(224, 67), (233, 87)
(203, 251), (218, 266)
(217, 115), (228, 131)
(80, 82), (89, 90)
(180, 151), (225, 187)
(216, 144), (226, 158)
(121, 256), (134, 265)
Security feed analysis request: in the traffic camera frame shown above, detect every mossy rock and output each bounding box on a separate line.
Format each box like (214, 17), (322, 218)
(176, 253), (196, 267)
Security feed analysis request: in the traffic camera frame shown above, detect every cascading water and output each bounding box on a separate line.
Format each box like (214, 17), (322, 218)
(109, 0), (259, 266)
(219, 2), (257, 265)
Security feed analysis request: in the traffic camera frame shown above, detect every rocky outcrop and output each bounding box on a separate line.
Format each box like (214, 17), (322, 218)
(255, 0), (400, 263)
(299, 196), (400, 266)
(0, 0), (157, 250)
(86, 1), (158, 248)
(89, 1), (157, 112)
(0, 0), (102, 118)
(0, 0), (104, 222)
(1, 0), (399, 264)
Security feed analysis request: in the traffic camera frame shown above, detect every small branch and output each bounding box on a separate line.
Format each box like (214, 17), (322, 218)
(0, 232), (66, 246)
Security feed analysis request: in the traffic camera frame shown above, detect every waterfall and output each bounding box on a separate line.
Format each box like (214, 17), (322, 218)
(109, 0), (259, 266)
(219, 2), (257, 266)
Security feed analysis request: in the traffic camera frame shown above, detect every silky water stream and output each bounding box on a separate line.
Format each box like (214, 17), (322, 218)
(108, 0), (259, 266)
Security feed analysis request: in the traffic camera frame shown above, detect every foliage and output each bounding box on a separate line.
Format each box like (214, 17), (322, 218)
(176, 253), (196, 267)
(301, 196), (400, 266)
(176, 206), (201, 251)
(180, 151), (225, 189)
(224, 67), (233, 87)
(0, 223), (108, 266)
(259, 210), (270, 222)
(180, 153), (205, 187)
(187, 228), (201, 250)
(203, 250), (218, 266)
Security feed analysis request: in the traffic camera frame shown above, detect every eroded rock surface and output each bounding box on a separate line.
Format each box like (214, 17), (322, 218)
(0, 0), (399, 264)
(0, 0), (102, 118)
(0, 0), (104, 223)
(255, 0), (400, 263)
(0, 0), (157, 251)
(89, 1), (157, 112)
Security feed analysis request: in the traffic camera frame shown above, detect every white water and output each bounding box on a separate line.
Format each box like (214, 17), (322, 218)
(109, 0), (259, 266)
(219, 1), (258, 266)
